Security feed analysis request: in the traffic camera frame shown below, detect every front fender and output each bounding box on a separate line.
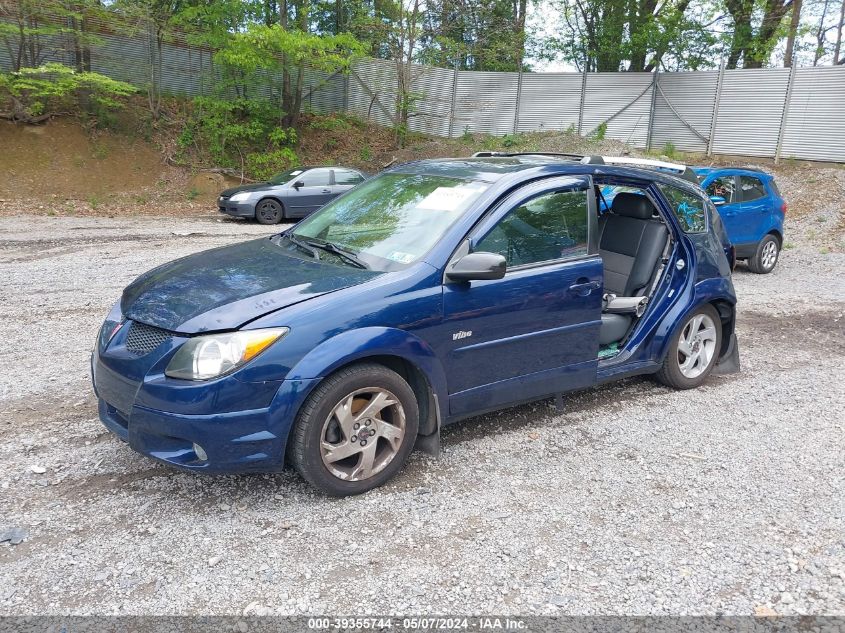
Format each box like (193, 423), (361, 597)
(285, 326), (449, 422)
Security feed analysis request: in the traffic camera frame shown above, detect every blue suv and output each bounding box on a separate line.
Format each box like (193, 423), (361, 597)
(694, 167), (786, 273)
(92, 154), (739, 496)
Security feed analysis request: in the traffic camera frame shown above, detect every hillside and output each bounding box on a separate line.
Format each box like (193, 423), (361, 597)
(0, 114), (842, 252)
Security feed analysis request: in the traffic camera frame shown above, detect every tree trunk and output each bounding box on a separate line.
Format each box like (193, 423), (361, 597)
(784, 0), (802, 66)
(834, 0), (845, 63)
(725, 0), (753, 68)
(514, 0), (527, 68)
(744, 0), (792, 68)
(813, 0), (832, 65)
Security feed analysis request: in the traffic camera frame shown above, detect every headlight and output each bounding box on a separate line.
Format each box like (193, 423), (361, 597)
(229, 192), (253, 202)
(97, 301), (124, 352)
(165, 327), (289, 380)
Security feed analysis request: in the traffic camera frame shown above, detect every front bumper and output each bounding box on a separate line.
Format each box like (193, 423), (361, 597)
(93, 350), (319, 473)
(218, 197), (256, 218)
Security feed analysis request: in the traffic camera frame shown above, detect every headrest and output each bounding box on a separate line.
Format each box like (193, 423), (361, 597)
(611, 192), (655, 220)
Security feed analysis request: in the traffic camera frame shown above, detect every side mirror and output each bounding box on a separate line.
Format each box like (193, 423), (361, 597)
(293, 180), (305, 189)
(710, 195), (726, 206)
(446, 252), (507, 282)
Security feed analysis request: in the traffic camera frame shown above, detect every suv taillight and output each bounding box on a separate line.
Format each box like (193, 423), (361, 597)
(780, 202), (788, 215)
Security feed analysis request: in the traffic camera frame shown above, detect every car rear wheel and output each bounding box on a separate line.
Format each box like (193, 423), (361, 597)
(654, 304), (722, 389)
(255, 198), (284, 225)
(748, 234), (780, 274)
(287, 363), (419, 496)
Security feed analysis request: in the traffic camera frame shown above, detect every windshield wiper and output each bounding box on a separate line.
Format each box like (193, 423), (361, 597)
(284, 233), (320, 260)
(309, 240), (369, 269)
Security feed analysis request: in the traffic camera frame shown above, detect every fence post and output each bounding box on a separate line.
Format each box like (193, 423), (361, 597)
(775, 59), (798, 164)
(448, 60), (459, 138)
(646, 69), (658, 151)
(707, 61), (726, 157)
(577, 66), (588, 135)
(513, 62), (523, 134)
(343, 69), (350, 114)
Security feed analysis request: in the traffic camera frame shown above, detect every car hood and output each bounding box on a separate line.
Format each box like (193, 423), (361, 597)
(121, 238), (381, 334)
(220, 183), (273, 197)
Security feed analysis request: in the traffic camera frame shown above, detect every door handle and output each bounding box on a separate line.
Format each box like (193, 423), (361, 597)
(321, 188), (332, 193)
(568, 279), (601, 296)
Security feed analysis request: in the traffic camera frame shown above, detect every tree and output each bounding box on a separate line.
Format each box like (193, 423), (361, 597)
(0, 0), (103, 71)
(724, 0), (793, 68)
(835, 0), (844, 62)
(549, 0), (714, 71)
(0, 62), (136, 123)
(216, 23), (365, 127)
(784, 0), (802, 64)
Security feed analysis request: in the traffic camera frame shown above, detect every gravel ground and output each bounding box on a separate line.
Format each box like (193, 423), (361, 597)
(0, 212), (843, 617)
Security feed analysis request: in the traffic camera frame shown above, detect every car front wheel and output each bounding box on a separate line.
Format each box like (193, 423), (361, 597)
(288, 363), (419, 496)
(256, 198), (284, 224)
(748, 234), (780, 274)
(654, 304), (722, 389)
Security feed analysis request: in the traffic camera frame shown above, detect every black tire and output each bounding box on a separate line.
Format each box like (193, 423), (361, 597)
(287, 363), (419, 496)
(255, 198), (284, 225)
(654, 304), (722, 390)
(747, 233), (780, 274)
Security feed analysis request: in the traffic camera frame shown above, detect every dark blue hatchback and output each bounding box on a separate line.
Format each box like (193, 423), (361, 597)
(92, 154), (740, 495)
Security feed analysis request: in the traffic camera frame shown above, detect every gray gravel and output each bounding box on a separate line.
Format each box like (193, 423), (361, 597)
(0, 213), (843, 616)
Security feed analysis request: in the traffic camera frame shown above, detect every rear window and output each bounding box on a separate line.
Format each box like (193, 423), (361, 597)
(657, 183), (707, 233)
(739, 176), (766, 202)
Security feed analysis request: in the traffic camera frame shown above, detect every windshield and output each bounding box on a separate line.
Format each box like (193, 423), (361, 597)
(289, 173), (488, 271)
(267, 168), (305, 185)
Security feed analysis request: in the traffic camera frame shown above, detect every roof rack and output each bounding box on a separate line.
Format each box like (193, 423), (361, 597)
(469, 151), (700, 184)
(598, 156), (687, 173)
(470, 151), (604, 164)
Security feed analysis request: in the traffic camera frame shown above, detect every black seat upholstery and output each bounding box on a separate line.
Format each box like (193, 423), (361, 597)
(599, 193), (668, 297)
(598, 192), (669, 345)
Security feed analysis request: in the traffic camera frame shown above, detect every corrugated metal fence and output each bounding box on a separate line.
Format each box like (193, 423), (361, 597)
(2, 12), (844, 163)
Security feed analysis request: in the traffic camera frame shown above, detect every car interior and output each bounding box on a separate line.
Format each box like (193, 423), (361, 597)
(594, 187), (672, 356)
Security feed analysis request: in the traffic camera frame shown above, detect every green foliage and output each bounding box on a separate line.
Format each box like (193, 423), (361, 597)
(182, 96), (299, 180)
(590, 121), (608, 141)
(246, 148), (299, 181)
(662, 141), (678, 159)
(500, 133), (523, 148)
(309, 113), (353, 131)
(359, 145), (373, 161)
(186, 187), (200, 201)
(0, 63), (136, 121)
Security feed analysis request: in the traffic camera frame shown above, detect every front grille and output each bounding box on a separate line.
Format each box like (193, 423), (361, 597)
(125, 321), (172, 356)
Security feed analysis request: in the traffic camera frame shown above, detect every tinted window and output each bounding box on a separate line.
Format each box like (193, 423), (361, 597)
(299, 168), (332, 187)
(267, 168), (305, 185)
(740, 176), (766, 202)
(476, 189), (589, 267)
(657, 183), (707, 233)
(334, 169), (364, 185)
(705, 176), (737, 204)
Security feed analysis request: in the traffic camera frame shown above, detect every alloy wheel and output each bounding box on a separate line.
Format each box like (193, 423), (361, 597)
(761, 240), (778, 270)
(677, 313), (718, 379)
(320, 388), (406, 481)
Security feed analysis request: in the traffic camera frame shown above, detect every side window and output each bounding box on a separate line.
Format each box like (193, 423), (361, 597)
(300, 168), (332, 187)
(705, 176), (737, 204)
(334, 169), (364, 185)
(475, 189), (589, 267)
(739, 176), (766, 202)
(657, 183), (707, 233)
